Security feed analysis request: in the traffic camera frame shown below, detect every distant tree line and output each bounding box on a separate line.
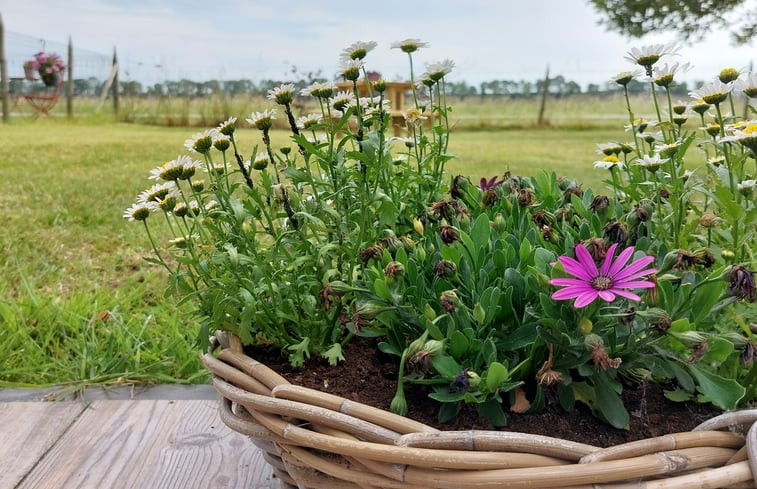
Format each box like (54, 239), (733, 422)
(9, 74), (695, 99)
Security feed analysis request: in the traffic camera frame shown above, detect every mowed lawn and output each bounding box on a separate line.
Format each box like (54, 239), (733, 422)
(0, 119), (657, 387)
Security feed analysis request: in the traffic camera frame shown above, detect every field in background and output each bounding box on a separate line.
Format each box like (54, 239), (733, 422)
(0, 97), (709, 387)
(9, 92), (661, 130)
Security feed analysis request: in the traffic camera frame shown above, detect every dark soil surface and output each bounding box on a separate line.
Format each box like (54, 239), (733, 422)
(251, 337), (722, 448)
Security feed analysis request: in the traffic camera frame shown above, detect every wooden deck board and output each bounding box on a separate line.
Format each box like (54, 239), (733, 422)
(0, 402), (86, 489)
(6, 400), (276, 489)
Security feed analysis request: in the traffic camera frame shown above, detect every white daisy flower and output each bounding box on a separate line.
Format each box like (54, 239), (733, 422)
(636, 153), (668, 172)
(300, 81), (334, 98)
(595, 142), (623, 156)
(650, 62), (691, 87)
(402, 107), (427, 126)
(390, 38), (429, 53)
(184, 129), (217, 154)
(720, 121), (757, 152)
(213, 133), (231, 152)
(267, 84), (296, 105)
(593, 155), (625, 170)
(149, 159), (185, 181)
(734, 73), (757, 98)
(612, 70), (642, 86)
(625, 43), (679, 72)
(123, 201), (157, 221)
(252, 153), (270, 170)
(217, 116), (237, 136)
(246, 109), (277, 130)
(178, 155), (203, 180)
(424, 59), (455, 82)
(305, 133), (328, 145)
(329, 90), (356, 112)
(339, 41), (377, 63)
(296, 113), (323, 130)
(138, 182), (177, 203)
(340, 59), (364, 81)
(689, 81), (732, 105)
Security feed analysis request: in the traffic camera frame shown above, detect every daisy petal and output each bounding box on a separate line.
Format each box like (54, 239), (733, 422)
(607, 246), (636, 277)
(575, 245), (598, 278)
(574, 290), (599, 308)
(550, 278), (595, 287)
(613, 256), (656, 281)
(613, 289), (642, 301)
(598, 290), (616, 302)
(613, 280), (656, 289)
(559, 256), (594, 281)
(600, 243), (618, 275)
(552, 286), (592, 300)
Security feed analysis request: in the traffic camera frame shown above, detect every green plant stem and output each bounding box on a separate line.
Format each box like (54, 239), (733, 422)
(623, 86), (642, 155)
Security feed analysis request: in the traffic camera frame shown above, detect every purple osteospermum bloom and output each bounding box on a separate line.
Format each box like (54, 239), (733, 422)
(479, 176), (505, 190)
(550, 243), (657, 308)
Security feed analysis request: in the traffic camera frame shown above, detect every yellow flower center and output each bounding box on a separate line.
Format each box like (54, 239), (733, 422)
(603, 155), (620, 163)
(743, 124), (757, 135)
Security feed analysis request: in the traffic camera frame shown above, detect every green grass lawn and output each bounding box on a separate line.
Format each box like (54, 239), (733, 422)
(0, 116), (697, 387)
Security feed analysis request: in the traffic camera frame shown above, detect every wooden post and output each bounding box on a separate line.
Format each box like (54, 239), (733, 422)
(0, 13), (9, 122)
(66, 36), (73, 118)
(112, 47), (119, 116)
(537, 65), (550, 126)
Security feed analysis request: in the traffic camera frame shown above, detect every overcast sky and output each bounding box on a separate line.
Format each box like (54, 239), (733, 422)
(3, 0), (756, 87)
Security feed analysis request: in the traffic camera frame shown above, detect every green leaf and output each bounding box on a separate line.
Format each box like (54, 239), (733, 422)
(374, 278), (392, 300)
(664, 389), (694, 402)
(701, 338), (734, 365)
(691, 281), (726, 324)
(471, 214), (491, 247)
(477, 399), (507, 427)
(449, 330), (469, 358)
(287, 338), (311, 367)
(437, 401), (461, 424)
(322, 343), (345, 366)
(593, 371), (629, 429)
(486, 362), (509, 391)
(687, 363), (745, 410)
(429, 389), (467, 403)
(431, 354), (462, 380)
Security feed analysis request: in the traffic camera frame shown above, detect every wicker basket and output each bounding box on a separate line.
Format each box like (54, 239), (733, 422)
(201, 331), (757, 489)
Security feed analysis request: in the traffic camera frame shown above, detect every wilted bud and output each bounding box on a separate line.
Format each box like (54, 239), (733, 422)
(645, 275), (660, 306)
(406, 331), (430, 358)
(619, 306), (636, 326)
(727, 265), (756, 302)
(563, 186), (583, 202)
(532, 209), (551, 227)
(399, 236), (415, 251)
(583, 237), (607, 261)
(318, 284), (339, 310)
(482, 188), (500, 207)
(379, 234), (403, 253)
(434, 259), (457, 278)
(590, 342), (622, 370)
(583, 333), (604, 351)
(603, 220), (628, 245)
(440, 290), (460, 313)
(699, 212), (720, 229)
(671, 330), (707, 348)
(741, 341), (757, 365)
(430, 199), (460, 221)
(687, 341), (709, 364)
(541, 225), (555, 242)
(554, 208), (572, 223)
(589, 195), (610, 217)
(517, 188), (535, 207)
(450, 175), (470, 200)
(438, 225), (459, 244)
(360, 245), (384, 265)
(384, 261), (405, 281)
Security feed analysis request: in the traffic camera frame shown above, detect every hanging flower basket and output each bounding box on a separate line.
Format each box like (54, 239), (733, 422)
(202, 331), (757, 489)
(23, 52), (65, 86)
(41, 73), (60, 87)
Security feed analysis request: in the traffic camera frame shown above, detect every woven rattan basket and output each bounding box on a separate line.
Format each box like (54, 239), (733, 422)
(201, 331), (757, 489)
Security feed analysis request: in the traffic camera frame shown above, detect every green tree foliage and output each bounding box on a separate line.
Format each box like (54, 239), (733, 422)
(589, 0), (757, 44)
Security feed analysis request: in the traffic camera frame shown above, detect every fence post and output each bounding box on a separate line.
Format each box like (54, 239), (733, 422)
(537, 65), (550, 126)
(112, 47), (119, 116)
(66, 36), (73, 118)
(0, 13), (9, 122)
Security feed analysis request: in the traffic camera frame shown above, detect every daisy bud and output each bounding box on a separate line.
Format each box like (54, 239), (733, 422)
(517, 188), (535, 207)
(360, 245), (384, 265)
(384, 261), (405, 282)
(440, 290), (459, 313)
(644, 275), (660, 306)
(280, 146), (292, 155)
(589, 195), (610, 218)
(603, 220), (628, 245)
(424, 303), (437, 321)
(719, 67), (740, 84)
(579, 316), (593, 335)
(406, 331), (430, 358)
(413, 218), (425, 235)
(493, 213), (507, 233)
(191, 181), (204, 192)
(373, 79), (387, 93)
(434, 259), (457, 278)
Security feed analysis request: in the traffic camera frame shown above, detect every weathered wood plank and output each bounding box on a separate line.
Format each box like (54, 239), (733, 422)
(17, 400), (277, 489)
(0, 402), (86, 489)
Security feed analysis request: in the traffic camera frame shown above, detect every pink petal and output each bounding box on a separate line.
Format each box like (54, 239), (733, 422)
(607, 246), (636, 278)
(558, 255), (594, 281)
(613, 256), (656, 281)
(574, 290), (599, 308)
(549, 278), (591, 287)
(600, 243), (618, 275)
(575, 245), (599, 279)
(613, 280), (656, 289)
(552, 285), (593, 300)
(612, 289), (642, 301)
(598, 290), (616, 302)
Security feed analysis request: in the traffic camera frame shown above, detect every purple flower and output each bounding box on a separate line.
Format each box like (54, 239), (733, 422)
(479, 176), (504, 190)
(550, 243), (657, 308)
